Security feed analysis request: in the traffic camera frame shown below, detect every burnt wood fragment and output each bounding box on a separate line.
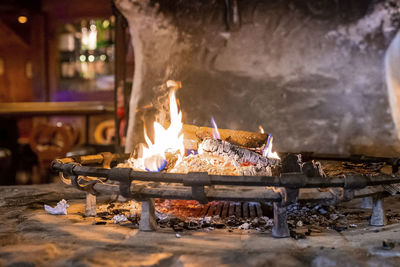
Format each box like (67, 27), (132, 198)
(199, 138), (279, 168)
(302, 161), (326, 178)
(281, 154), (302, 173)
(181, 124), (268, 149)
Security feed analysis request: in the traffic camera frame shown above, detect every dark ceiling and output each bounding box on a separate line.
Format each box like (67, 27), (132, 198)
(0, 0), (42, 45)
(0, 0), (41, 13)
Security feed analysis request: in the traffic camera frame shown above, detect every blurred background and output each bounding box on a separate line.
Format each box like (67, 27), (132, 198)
(0, 0), (133, 185)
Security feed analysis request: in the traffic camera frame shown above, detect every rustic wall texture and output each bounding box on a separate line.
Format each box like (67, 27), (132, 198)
(115, 0), (400, 156)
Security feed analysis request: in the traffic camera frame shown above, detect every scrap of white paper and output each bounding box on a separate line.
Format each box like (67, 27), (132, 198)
(113, 214), (128, 224)
(44, 199), (69, 215)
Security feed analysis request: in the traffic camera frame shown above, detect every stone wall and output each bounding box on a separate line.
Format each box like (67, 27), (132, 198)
(115, 0), (400, 156)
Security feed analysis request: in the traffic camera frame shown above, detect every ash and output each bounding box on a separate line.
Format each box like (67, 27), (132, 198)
(92, 199), (400, 239)
(170, 153), (272, 176)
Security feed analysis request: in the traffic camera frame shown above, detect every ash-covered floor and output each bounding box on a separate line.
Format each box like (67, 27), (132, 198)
(1, 183), (400, 266)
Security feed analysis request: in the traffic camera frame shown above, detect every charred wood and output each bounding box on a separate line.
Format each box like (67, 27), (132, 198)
(198, 138), (279, 168)
(180, 124), (268, 149)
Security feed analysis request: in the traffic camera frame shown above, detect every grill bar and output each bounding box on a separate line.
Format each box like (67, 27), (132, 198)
(51, 160), (400, 189)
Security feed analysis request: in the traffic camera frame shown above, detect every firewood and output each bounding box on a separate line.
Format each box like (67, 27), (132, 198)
(170, 153), (272, 176)
(180, 124), (268, 149)
(198, 138), (279, 168)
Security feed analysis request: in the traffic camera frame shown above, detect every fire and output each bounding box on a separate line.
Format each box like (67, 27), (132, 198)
(211, 117), (221, 139)
(259, 125), (265, 134)
(130, 80), (280, 172)
(262, 133), (280, 159)
(136, 81), (184, 171)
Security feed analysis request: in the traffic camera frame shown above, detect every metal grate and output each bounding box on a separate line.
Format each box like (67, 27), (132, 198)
(202, 201), (263, 218)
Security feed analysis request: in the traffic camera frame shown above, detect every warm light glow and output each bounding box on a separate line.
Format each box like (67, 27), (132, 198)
(259, 125), (265, 134)
(81, 23), (97, 50)
(135, 81), (184, 171)
(88, 29), (97, 50)
(262, 133), (280, 159)
(0, 58), (4, 75)
(18, 16), (28, 24)
(79, 55), (86, 62)
(88, 55), (95, 62)
(211, 117), (221, 139)
(103, 20), (110, 28)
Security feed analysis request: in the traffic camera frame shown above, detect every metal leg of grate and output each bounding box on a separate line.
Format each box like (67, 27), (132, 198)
(272, 202), (290, 238)
(139, 198), (157, 231)
(85, 193), (97, 217)
(370, 196), (387, 226)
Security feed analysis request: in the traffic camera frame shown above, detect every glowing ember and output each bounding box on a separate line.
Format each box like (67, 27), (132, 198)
(211, 117), (221, 140)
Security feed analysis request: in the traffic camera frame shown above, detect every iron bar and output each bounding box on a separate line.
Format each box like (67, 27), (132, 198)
(52, 160), (400, 189)
(300, 152), (400, 166)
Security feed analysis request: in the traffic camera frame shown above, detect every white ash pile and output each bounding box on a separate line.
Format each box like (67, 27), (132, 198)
(170, 153), (272, 176)
(171, 137), (279, 175)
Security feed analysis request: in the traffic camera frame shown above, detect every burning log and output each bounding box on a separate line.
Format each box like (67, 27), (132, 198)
(177, 124), (268, 150)
(199, 138), (280, 168)
(170, 153), (272, 176)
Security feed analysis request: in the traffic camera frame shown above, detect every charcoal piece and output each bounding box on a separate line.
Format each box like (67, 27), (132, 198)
(257, 218), (266, 225)
(187, 221), (200, 230)
(333, 224), (347, 232)
(173, 223), (184, 232)
(281, 154), (302, 173)
(214, 223), (226, 229)
(93, 221), (107, 225)
(199, 138), (279, 168)
(382, 239), (396, 250)
(290, 230), (306, 240)
(302, 161), (326, 178)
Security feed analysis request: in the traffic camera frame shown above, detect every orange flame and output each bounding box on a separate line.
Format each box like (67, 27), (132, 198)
(138, 81), (184, 171)
(262, 133), (280, 159)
